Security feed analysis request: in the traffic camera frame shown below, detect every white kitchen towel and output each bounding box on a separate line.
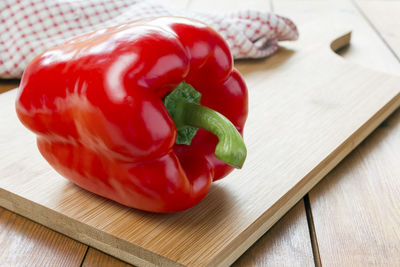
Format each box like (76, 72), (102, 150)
(0, 0), (298, 78)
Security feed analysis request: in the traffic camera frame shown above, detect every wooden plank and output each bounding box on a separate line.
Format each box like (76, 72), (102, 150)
(0, 207), (87, 266)
(82, 248), (132, 267)
(1, 80), (90, 266)
(81, 1), (313, 265)
(2, 3), (400, 267)
(233, 200), (314, 266)
(275, 0), (400, 265)
(356, 0), (400, 59)
(309, 111), (400, 266)
(81, 3), (397, 266)
(82, 201), (314, 267)
(0, 1), (180, 265)
(1, 1), (312, 265)
(1, 25), (400, 267)
(274, 0), (400, 75)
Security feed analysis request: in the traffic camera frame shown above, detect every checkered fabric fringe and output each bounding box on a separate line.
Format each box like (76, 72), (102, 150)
(0, 0), (298, 78)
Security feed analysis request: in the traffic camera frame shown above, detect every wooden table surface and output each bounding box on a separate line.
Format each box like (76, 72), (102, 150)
(0, 0), (399, 266)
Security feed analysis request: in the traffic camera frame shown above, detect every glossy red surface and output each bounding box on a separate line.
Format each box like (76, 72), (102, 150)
(16, 17), (248, 213)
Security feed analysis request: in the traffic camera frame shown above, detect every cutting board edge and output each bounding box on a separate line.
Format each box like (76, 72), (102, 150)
(1, 90), (400, 267)
(208, 91), (400, 267)
(0, 188), (185, 267)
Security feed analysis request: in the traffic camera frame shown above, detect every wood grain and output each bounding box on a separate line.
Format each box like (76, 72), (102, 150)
(2, 2), (400, 267)
(81, 200), (314, 267)
(0, 1), (312, 265)
(82, 0), (313, 264)
(233, 200), (314, 267)
(274, 0), (400, 75)
(1, 19), (400, 267)
(309, 110), (400, 266)
(0, 206), (87, 266)
(356, 0), (400, 60)
(284, 0), (400, 266)
(82, 248), (132, 267)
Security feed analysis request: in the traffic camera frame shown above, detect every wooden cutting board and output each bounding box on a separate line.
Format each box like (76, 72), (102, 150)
(1, 18), (400, 267)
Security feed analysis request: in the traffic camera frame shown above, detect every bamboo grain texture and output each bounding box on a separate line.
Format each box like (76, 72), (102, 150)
(310, 112), (400, 266)
(0, 0), (311, 265)
(274, 0), (400, 76)
(0, 85), (314, 265)
(303, 0), (400, 265)
(1, 1), (400, 266)
(80, 201), (314, 267)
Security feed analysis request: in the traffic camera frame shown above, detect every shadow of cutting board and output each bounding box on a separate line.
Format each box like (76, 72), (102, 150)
(1, 18), (400, 267)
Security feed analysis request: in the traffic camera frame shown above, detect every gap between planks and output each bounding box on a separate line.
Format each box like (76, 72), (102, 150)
(0, 0), (314, 266)
(81, 0), (313, 265)
(0, 207), (87, 266)
(273, 0), (400, 265)
(293, 0), (400, 265)
(77, 200), (314, 267)
(353, 0), (400, 62)
(304, 195), (322, 267)
(3, 0), (400, 266)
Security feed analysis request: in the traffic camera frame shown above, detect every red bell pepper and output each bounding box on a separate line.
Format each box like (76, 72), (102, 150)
(16, 17), (248, 213)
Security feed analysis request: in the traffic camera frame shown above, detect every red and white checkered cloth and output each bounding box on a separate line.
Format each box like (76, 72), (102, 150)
(0, 0), (298, 78)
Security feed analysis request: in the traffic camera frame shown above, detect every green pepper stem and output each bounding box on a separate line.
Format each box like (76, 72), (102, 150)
(175, 101), (247, 169)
